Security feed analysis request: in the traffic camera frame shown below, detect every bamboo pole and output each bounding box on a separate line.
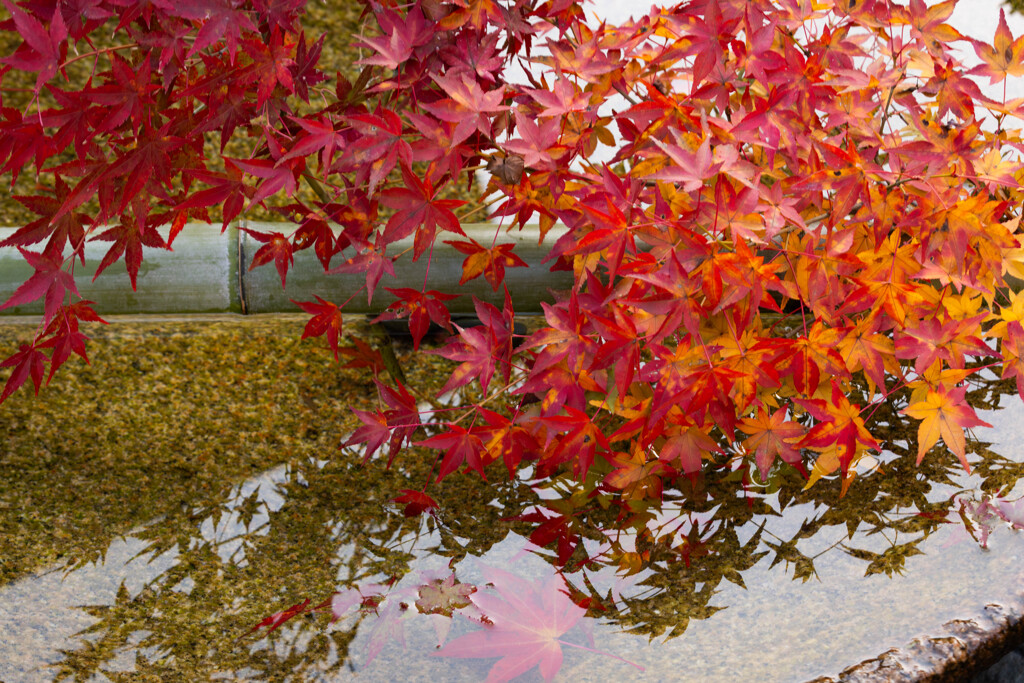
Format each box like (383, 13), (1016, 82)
(0, 222), (571, 317)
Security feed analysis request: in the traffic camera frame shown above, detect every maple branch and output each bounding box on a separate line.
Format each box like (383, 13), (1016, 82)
(454, 194), (506, 223)
(60, 44), (139, 69)
(301, 171), (333, 204)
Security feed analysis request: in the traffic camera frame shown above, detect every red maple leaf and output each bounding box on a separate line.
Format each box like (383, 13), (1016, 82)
(355, 4), (432, 70)
(377, 287), (458, 350)
(180, 161), (252, 231)
(338, 336), (386, 377)
(327, 245), (396, 305)
(37, 300), (106, 383)
(280, 115), (345, 174)
(246, 598), (312, 637)
(292, 295), (342, 359)
(0, 342), (48, 402)
(0, 0), (67, 94)
(240, 28), (296, 107)
(243, 228), (293, 288)
(91, 217), (168, 291)
(0, 247), (78, 324)
(342, 379), (421, 465)
(392, 489), (439, 517)
(430, 298), (515, 395)
(379, 164), (466, 257)
(418, 425), (488, 480)
(341, 108), (411, 197)
(291, 214), (345, 271)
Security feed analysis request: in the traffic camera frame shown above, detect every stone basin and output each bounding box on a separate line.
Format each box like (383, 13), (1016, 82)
(1, 316), (1024, 682)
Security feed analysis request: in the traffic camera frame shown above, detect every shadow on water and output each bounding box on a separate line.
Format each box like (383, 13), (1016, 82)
(3, 317), (1024, 681)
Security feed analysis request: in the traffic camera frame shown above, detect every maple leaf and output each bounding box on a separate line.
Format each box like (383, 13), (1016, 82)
(1, 0), (67, 94)
(38, 300), (106, 383)
(442, 30), (504, 83)
(239, 28), (296, 107)
(894, 314), (990, 375)
(446, 239), (528, 291)
(393, 489), (439, 517)
(432, 323), (508, 396)
(416, 572), (475, 617)
(342, 379), (421, 465)
(339, 336), (386, 378)
(739, 407), (805, 480)
(1000, 321), (1024, 401)
(178, 0), (258, 62)
(418, 425), (488, 481)
(292, 295), (342, 359)
(355, 5), (432, 70)
(288, 31), (326, 101)
(344, 408), (392, 462)
(645, 131), (719, 192)
(434, 566), (588, 682)
(327, 246), (396, 306)
(341, 108), (411, 198)
(2, 176), (87, 260)
(527, 76), (591, 117)
(502, 108), (562, 170)
(541, 406), (611, 479)
(291, 215), (344, 270)
(0, 342), (48, 402)
(280, 115), (346, 174)
(658, 424), (723, 481)
(921, 58), (984, 120)
(377, 287), (458, 350)
(179, 161), (252, 231)
(84, 53), (157, 136)
(246, 598), (311, 637)
(906, 0), (962, 55)
(230, 154), (303, 206)
(89, 219), (169, 294)
(243, 228), (293, 288)
(603, 451), (676, 501)
(379, 164), (466, 257)
(0, 247), (78, 325)
(971, 9), (1024, 85)
(421, 72), (508, 147)
(903, 384), (992, 472)
(798, 382), (881, 483)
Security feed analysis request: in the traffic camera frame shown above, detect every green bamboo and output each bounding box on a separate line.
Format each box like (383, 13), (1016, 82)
(0, 222), (571, 317)
(0, 224), (241, 316)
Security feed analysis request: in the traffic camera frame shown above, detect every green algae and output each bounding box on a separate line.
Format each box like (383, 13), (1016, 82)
(0, 315), (478, 584)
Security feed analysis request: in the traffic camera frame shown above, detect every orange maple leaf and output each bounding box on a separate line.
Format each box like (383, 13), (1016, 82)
(902, 384), (992, 472)
(971, 8), (1024, 85)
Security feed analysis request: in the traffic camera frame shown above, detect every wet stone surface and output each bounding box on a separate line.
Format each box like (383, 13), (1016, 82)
(2, 315), (1024, 681)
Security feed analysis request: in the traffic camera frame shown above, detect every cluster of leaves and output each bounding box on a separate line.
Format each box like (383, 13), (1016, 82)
(5, 0), (1024, 562)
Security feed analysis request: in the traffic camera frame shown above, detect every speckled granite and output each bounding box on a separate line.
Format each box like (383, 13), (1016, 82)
(807, 596), (1024, 681)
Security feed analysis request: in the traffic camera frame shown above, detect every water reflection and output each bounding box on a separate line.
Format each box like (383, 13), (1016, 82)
(0, 368), (1019, 681)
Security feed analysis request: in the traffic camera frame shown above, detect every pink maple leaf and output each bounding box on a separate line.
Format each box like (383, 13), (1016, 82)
(435, 566), (642, 682)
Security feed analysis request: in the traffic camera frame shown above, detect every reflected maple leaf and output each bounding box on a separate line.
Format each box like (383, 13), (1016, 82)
(436, 566), (641, 682)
